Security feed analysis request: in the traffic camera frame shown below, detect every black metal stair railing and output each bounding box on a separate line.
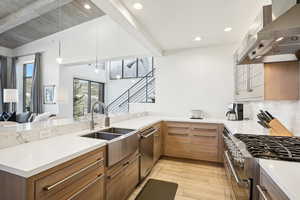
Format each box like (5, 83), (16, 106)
(107, 69), (155, 113)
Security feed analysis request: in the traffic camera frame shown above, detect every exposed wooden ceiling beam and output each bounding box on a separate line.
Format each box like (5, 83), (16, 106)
(91, 0), (163, 56)
(0, 0), (73, 35)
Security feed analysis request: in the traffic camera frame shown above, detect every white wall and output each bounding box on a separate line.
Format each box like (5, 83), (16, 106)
(152, 45), (235, 118)
(58, 65), (106, 118)
(12, 15), (149, 114)
(0, 46), (13, 57)
(106, 78), (141, 104)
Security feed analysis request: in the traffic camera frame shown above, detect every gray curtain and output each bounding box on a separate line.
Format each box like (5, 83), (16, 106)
(30, 53), (43, 114)
(0, 56), (8, 113)
(10, 57), (17, 112)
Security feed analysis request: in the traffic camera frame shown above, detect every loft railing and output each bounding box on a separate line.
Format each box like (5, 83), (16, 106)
(107, 69), (155, 113)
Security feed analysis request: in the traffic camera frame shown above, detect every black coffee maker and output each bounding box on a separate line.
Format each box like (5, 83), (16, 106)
(226, 103), (243, 121)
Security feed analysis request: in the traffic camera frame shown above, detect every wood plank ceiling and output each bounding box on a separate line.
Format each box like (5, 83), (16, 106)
(0, 0), (37, 19)
(0, 0), (105, 49)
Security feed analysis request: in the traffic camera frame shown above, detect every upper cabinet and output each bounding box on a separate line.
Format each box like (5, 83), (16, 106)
(234, 61), (299, 101)
(234, 63), (264, 101)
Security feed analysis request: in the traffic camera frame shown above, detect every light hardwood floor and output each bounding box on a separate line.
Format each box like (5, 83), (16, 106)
(128, 158), (231, 200)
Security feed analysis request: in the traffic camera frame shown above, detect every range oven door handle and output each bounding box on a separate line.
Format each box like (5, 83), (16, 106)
(224, 151), (249, 187)
(141, 130), (156, 139)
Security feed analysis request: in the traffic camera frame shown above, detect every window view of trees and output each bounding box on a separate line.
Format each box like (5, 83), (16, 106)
(73, 78), (104, 119)
(109, 57), (153, 80)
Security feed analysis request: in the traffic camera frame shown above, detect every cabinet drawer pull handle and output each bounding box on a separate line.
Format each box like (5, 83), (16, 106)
(168, 126), (189, 129)
(128, 154), (141, 165)
(193, 134), (216, 138)
(168, 133), (188, 136)
(256, 185), (269, 200)
(191, 128), (216, 131)
(67, 174), (104, 200)
(108, 167), (125, 179)
(44, 159), (104, 191)
(108, 154), (140, 180)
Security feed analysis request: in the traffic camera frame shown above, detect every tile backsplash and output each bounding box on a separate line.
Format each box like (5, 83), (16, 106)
(246, 101), (300, 135)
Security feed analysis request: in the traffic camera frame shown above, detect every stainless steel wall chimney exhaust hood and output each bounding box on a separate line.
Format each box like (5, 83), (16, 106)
(257, 0), (300, 61)
(235, 1), (300, 65)
(234, 5), (272, 65)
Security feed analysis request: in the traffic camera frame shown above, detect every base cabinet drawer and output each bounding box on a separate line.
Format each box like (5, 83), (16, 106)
(106, 169), (126, 200)
(71, 174), (105, 200)
(124, 155), (140, 197)
(35, 153), (105, 200)
(106, 153), (139, 200)
(165, 143), (218, 162)
(163, 122), (222, 162)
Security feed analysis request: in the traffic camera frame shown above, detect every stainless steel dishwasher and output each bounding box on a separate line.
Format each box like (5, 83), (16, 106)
(139, 127), (157, 180)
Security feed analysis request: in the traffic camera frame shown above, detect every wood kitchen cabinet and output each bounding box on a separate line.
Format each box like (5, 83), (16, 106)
(106, 152), (139, 200)
(0, 147), (106, 200)
(163, 122), (223, 163)
(153, 122), (163, 163)
(235, 61), (299, 101)
(71, 175), (105, 200)
(257, 168), (289, 200)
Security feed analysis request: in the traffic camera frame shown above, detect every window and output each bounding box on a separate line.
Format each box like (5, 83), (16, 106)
(23, 63), (34, 111)
(123, 58), (137, 78)
(109, 57), (154, 80)
(138, 57), (153, 77)
(73, 78), (105, 119)
(110, 60), (123, 79)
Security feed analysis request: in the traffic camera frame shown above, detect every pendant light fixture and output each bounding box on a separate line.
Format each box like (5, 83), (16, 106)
(56, 0), (63, 64)
(56, 40), (63, 64)
(94, 22), (99, 73)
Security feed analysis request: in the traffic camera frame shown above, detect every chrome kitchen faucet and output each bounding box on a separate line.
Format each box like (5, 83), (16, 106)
(90, 101), (110, 130)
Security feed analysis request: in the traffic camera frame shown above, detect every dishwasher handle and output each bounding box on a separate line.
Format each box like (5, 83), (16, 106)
(141, 130), (156, 139)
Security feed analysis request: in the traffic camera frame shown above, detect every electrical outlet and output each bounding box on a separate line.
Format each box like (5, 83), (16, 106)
(40, 129), (52, 139)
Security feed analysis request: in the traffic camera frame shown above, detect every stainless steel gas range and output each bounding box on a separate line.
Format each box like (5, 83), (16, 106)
(223, 128), (300, 200)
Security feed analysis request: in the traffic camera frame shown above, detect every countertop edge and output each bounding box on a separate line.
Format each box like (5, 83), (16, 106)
(0, 142), (107, 178)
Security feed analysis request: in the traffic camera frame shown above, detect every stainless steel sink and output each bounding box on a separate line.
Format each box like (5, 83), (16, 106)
(81, 132), (122, 141)
(81, 127), (138, 167)
(101, 127), (135, 135)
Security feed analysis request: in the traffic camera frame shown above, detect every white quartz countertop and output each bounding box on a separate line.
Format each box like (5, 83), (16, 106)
(259, 159), (300, 200)
(0, 115), (273, 180)
(0, 132), (107, 178)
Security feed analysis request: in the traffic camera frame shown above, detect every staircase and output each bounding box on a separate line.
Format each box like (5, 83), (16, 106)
(107, 69), (155, 113)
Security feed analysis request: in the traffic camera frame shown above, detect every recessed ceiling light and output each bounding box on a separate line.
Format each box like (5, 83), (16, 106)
(84, 4), (91, 10)
(224, 27), (232, 32)
(133, 3), (143, 10)
(276, 37), (284, 42)
(194, 36), (202, 41)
